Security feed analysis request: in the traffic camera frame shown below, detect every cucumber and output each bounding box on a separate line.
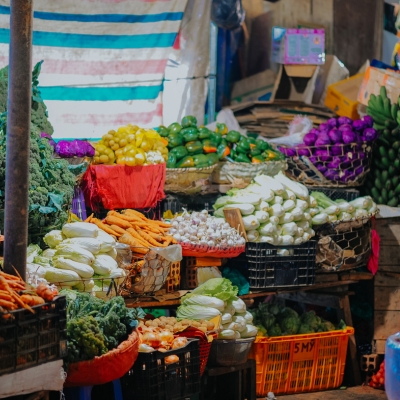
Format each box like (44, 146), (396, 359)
(389, 165), (397, 177)
(393, 141), (400, 150)
(378, 196), (384, 204)
(378, 136), (391, 147)
(392, 176), (400, 187)
(395, 182), (400, 195)
(375, 178), (383, 190)
(389, 190), (395, 200)
(374, 169), (382, 179)
(382, 170), (389, 182)
(389, 149), (396, 161)
(392, 103), (399, 120)
(388, 197), (399, 207)
(371, 187), (380, 200)
(381, 86), (388, 99)
(382, 188), (388, 203)
(379, 146), (388, 158)
(382, 157), (390, 168)
(374, 159), (385, 169)
(395, 158), (400, 170)
(384, 98), (391, 118)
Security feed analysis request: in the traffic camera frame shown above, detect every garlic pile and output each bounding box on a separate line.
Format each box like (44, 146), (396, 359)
(168, 209), (246, 248)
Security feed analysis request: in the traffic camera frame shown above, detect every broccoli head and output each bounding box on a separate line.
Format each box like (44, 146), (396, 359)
(267, 324), (282, 337)
(298, 324), (314, 334)
(279, 316), (301, 335)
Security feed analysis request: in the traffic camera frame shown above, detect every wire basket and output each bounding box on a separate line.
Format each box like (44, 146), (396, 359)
(119, 249), (171, 296)
(280, 142), (374, 187)
(316, 222), (371, 272)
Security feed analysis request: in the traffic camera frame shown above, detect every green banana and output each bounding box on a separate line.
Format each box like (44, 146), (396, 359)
(392, 103), (399, 120)
(384, 98), (392, 118)
(381, 86), (388, 99)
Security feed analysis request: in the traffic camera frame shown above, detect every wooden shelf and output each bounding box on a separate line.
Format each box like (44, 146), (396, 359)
(124, 280), (358, 308)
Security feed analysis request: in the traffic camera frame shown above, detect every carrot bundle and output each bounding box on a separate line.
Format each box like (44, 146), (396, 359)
(88, 209), (176, 254)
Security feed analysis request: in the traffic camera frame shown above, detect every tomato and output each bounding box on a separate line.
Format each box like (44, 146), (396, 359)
(379, 378), (384, 385)
(376, 372), (382, 379)
(372, 375), (379, 383)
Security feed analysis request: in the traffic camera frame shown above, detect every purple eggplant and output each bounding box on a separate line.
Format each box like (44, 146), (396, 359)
(352, 119), (367, 131)
(303, 132), (318, 146)
(338, 116), (353, 126)
(362, 115), (374, 128)
(342, 130), (356, 144)
(328, 128), (342, 144)
(362, 127), (378, 142)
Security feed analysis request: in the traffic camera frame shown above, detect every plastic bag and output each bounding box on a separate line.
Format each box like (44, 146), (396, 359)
(269, 116), (313, 147)
(206, 108), (247, 136)
(222, 266), (249, 296)
(211, 0), (245, 30)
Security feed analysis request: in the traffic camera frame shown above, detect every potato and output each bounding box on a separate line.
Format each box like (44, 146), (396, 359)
(207, 321), (215, 330)
(165, 324), (173, 331)
(145, 320), (153, 327)
(192, 321), (200, 327)
(198, 326), (207, 333)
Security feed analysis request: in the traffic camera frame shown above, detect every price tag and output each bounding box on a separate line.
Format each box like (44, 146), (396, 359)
(292, 339), (317, 361)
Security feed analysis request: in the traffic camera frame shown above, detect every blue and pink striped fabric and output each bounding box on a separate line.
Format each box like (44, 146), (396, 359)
(0, 0), (188, 138)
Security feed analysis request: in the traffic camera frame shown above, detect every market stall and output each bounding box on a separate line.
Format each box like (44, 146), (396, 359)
(3, 1), (400, 399)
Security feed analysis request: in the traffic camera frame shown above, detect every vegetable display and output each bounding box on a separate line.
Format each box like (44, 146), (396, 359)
(61, 289), (143, 364)
(251, 303), (346, 337)
(279, 115), (377, 184)
(369, 360), (385, 389)
(50, 138), (95, 159)
(0, 62), (76, 243)
(213, 173), (378, 243)
(27, 222), (127, 297)
(176, 278), (257, 340)
(0, 270), (58, 318)
(138, 316), (215, 354)
(213, 172), (316, 244)
(167, 209), (246, 247)
(365, 86), (400, 206)
(160, 116), (284, 168)
(94, 125), (168, 166)
(86, 210), (175, 256)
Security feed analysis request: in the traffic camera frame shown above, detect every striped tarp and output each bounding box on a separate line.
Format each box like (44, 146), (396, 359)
(0, 0), (188, 139)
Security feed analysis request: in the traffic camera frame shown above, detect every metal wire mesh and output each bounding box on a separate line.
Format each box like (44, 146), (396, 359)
(316, 222), (371, 272)
(280, 142), (374, 187)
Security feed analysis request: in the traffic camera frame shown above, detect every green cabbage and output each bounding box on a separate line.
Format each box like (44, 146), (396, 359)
(190, 278), (238, 301)
(298, 324), (314, 334)
(267, 324), (282, 337)
(279, 316), (301, 335)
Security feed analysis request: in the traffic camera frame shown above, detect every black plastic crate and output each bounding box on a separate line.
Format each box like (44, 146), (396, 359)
(121, 338), (200, 400)
(245, 241), (317, 289)
(0, 296), (67, 376)
(308, 187), (360, 202)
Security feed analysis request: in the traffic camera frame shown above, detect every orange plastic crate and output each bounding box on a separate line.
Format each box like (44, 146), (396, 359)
(249, 327), (354, 396)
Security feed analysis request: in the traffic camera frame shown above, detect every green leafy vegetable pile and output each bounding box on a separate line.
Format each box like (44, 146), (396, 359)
(0, 61), (76, 243)
(250, 303), (346, 337)
(61, 290), (144, 366)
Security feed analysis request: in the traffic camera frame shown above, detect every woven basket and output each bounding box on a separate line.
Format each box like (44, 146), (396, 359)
(211, 161), (286, 186)
(165, 165), (217, 195)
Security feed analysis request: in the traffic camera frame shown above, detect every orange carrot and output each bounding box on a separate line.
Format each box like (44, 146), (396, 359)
(123, 209), (148, 220)
(137, 230), (164, 247)
(108, 211), (143, 223)
(0, 299), (16, 309)
(21, 294), (45, 306)
(109, 224), (127, 236)
(90, 218), (120, 236)
(84, 213), (94, 222)
(119, 233), (149, 254)
(0, 271), (20, 281)
(126, 228), (151, 247)
(0, 293), (12, 301)
(105, 215), (132, 230)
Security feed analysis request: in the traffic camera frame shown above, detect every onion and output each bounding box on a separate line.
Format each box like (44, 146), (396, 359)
(142, 332), (161, 348)
(159, 330), (174, 343)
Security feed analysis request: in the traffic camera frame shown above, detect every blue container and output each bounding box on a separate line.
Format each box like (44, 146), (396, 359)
(385, 332), (400, 400)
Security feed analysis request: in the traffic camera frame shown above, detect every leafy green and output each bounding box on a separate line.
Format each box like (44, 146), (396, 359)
(0, 62), (75, 243)
(280, 316), (301, 335)
(267, 324), (282, 337)
(190, 278), (238, 301)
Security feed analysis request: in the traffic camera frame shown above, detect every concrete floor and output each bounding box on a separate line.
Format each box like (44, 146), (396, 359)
(268, 386), (387, 399)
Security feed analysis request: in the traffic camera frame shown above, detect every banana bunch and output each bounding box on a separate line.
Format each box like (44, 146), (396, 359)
(367, 86), (398, 130)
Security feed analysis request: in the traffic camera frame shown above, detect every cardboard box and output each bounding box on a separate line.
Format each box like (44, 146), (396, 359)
(231, 69), (275, 105)
(324, 73), (364, 120)
(312, 55), (350, 104)
(358, 66), (400, 106)
(271, 64), (320, 104)
(271, 27), (325, 65)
